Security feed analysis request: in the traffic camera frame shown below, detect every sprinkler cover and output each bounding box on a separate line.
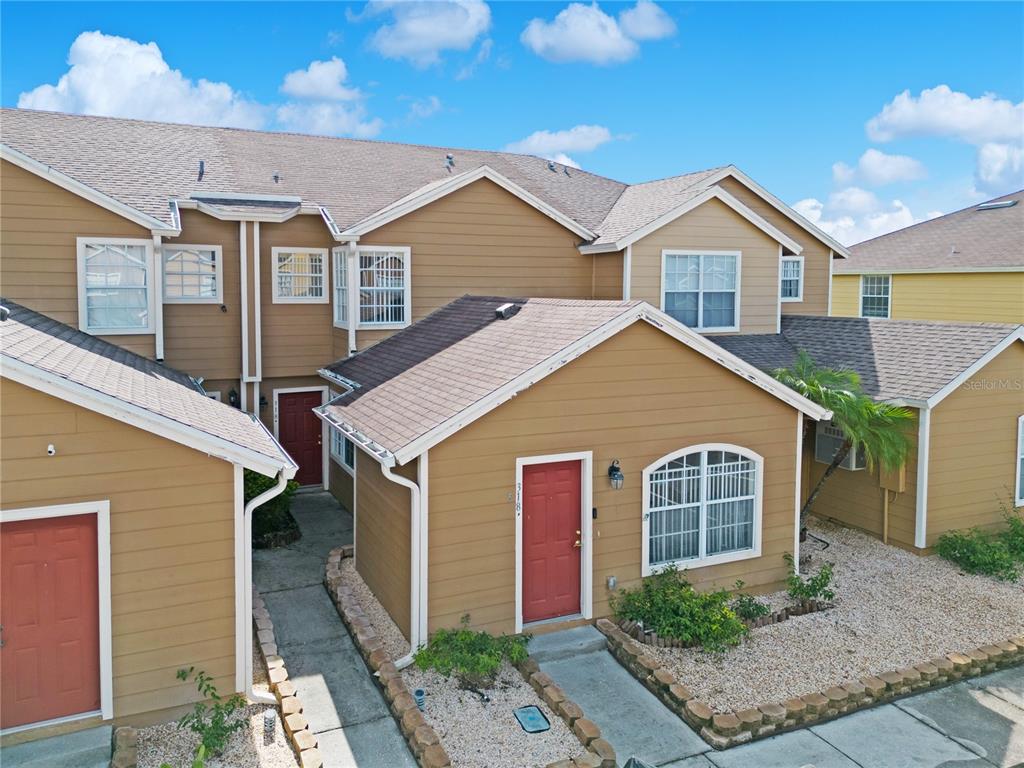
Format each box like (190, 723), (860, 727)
(513, 705), (550, 733)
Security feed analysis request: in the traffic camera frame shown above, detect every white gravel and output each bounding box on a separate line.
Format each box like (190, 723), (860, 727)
(340, 557), (411, 660)
(647, 518), (1024, 712)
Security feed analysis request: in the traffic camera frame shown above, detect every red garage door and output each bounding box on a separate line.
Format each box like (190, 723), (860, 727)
(1, 513), (100, 729)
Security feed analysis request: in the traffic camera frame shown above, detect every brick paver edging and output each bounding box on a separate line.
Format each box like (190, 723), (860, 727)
(595, 617), (1024, 749)
(254, 587), (324, 768)
(109, 725), (137, 768)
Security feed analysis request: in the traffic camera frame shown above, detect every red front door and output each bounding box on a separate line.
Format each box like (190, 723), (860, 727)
(278, 391), (324, 486)
(1, 513), (101, 729)
(522, 460), (582, 624)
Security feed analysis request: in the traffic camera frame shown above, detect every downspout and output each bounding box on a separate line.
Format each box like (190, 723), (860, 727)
(381, 461), (423, 669)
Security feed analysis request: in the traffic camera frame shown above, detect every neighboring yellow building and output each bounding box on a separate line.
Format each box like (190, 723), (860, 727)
(831, 191), (1023, 323)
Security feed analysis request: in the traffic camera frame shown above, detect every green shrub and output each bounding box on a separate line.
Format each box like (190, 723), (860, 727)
(730, 580), (771, 621)
(1000, 498), (1024, 560)
(936, 527), (1019, 581)
(783, 553), (836, 602)
(414, 616), (529, 689)
(175, 667), (246, 756)
(244, 469), (300, 548)
(610, 566), (748, 651)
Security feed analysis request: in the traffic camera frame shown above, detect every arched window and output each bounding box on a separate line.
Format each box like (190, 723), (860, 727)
(642, 444), (763, 574)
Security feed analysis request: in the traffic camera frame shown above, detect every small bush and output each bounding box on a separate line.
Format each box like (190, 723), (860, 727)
(1000, 498), (1024, 560)
(936, 528), (1019, 581)
(175, 667), (246, 756)
(414, 616), (529, 690)
(730, 580), (771, 621)
(244, 469), (300, 548)
(784, 553), (836, 602)
(610, 566), (748, 652)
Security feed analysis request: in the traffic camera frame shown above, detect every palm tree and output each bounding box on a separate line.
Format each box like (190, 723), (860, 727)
(773, 351), (915, 529)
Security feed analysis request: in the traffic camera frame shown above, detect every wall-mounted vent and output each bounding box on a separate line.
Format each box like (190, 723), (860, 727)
(495, 302), (520, 320)
(977, 199), (1017, 211)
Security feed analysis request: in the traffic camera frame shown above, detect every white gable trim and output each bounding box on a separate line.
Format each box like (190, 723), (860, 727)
(1, 144), (180, 237)
(704, 166), (852, 258)
(339, 165), (595, 241)
(926, 328), (1024, 408)
(579, 186), (803, 255)
(1, 355), (296, 477)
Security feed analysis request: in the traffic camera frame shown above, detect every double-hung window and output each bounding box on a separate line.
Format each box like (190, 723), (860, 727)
(76, 237), (155, 334)
(358, 246), (411, 327)
(163, 245), (223, 303)
(860, 275), (891, 318)
(643, 445), (762, 574)
(272, 248), (328, 303)
(780, 255), (803, 302)
(332, 247), (349, 327)
(1016, 415), (1024, 506)
(662, 250), (740, 331)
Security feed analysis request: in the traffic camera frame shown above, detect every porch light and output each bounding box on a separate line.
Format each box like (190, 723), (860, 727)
(608, 460), (624, 490)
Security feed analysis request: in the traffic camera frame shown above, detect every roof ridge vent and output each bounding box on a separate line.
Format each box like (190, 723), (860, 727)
(495, 302), (520, 320)
(977, 199), (1017, 211)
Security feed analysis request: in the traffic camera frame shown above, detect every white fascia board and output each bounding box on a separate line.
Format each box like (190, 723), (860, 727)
(836, 266), (1024, 275)
(1, 355), (296, 478)
(339, 165), (595, 241)
(191, 200), (304, 224)
(926, 330), (1024, 408)
(2, 144), (180, 237)
(313, 407), (396, 467)
(578, 186), (803, 256)
(705, 165), (852, 259)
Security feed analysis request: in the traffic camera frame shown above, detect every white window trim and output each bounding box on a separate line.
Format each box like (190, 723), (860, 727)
(0, 501), (113, 730)
(641, 443), (764, 576)
(332, 246), (349, 329)
(271, 247), (329, 304)
(1016, 414), (1024, 507)
(859, 273), (892, 319)
(76, 237), (156, 335)
(780, 254), (804, 303)
(355, 245), (412, 330)
(162, 244), (224, 304)
(660, 249), (742, 333)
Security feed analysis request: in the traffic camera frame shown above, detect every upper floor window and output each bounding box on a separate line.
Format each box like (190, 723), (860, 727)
(642, 444), (762, 574)
(780, 256), (803, 302)
(332, 247), (348, 327)
(359, 247), (411, 327)
(860, 275), (891, 318)
(163, 245), (223, 303)
(1016, 415), (1024, 506)
(815, 420), (866, 471)
(272, 248), (328, 303)
(662, 251), (740, 332)
(76, 237), (155, 334)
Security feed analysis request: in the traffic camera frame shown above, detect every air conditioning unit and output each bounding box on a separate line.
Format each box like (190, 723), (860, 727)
(814, 420), (866, 471)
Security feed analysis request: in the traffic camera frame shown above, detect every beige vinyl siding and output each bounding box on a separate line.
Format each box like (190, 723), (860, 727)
(162, 211), (242, 380)
(0, 379), (238, 722)
(928, 343), (1024, 543)
(629, 196), (780, 334)
(355, 454), (416, 640)
(328, 458), (355, 512)
(0, 159), (156, 358)
(716, 176), (834, 317)
(803, 413), (920, 550)
(340, 178), (592, 353)
(592, 251), (624, 299)
(426, 322), (799, 636)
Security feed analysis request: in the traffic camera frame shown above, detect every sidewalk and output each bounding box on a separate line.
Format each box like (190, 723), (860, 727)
(254, 492), (416, 768)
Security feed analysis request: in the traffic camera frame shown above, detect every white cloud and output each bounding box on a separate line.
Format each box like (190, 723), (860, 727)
(357, 0), (491, 67)
(280, 57), (361, 101)
(17, 30), (266, 128)
(832, 148), (927, 187)
(521, 1), (674, 65)
(551, 153), (581, 169)
(275, 102), (383, 138)
(505, 124), (613, 163)
(975, 142), (1023, 196)
(618, 0), (676, 40)
(456, 38), (493, 81)
(827, 186), (879, 215)
(407, 95), (442, 120)
(794, 191), (928, 246)
(866, 84), (1023, 144)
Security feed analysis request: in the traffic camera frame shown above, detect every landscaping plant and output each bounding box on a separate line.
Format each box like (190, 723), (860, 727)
(730, 579), (771, 621)
(174, 667), (247, 756)
(160, 744), (207, 768)
(935, 495), (1024, 582)
(413, 615), (529, 689)
(783, 553), (836, 603)
(244, 468), (300, 547)
(610, 565), (748, 651)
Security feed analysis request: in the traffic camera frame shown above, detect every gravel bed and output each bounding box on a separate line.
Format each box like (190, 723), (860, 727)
(647, 518), (1024, 712)
(341, 557), (410, 660)
(404, 663), (579, 768)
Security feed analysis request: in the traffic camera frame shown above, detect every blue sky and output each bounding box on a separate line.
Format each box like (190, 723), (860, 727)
(2, 1), (1022, 244)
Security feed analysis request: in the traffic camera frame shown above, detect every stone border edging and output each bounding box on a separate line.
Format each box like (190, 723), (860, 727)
(110, 725), (137, 768)
(324, 546), (452, 768)
(254, 587), (323, 768)
(596, 617), (1024, 749)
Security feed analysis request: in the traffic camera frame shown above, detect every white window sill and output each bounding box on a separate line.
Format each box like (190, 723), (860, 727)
(357, 322), (409, 331)
(698, 325), (740, 334)
(642, 546), (760, 576)
(273, 296), (329, 305)
(333, 321), (349, 330)
(781, 296), (803, 303)
(164, 297), (224, 305)
(330, 453), (355, 476)
(82, 326), (155, 336)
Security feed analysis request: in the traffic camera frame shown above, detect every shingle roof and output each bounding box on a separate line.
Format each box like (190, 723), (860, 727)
(0, 300), (292, 469)
(318, 296), (642, 458)
(839, 190), (1024, 272)
(715, 315), (1021, 402)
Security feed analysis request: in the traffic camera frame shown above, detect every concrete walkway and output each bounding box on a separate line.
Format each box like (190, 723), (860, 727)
(254, 491), (416, 768)
(536, 626), (1024, 768)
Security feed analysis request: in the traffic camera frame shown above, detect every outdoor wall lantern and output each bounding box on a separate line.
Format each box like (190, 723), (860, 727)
(228, 389), (239, 408)
(608, 459), (624, 490)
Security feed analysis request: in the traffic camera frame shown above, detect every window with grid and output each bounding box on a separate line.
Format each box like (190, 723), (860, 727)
(780, 256), (803, 301)
(163, 245), (222, 303)
(78, 239), (153, 332)
(332, 248), (348, 326)
(273, 249), (327, 302)
(1016, 415), (1024, 506)
(359, 247), (409, 326)
(330, 428), (356, 473)
(663, 251), (739, 330)
(860, 275), (891, 318)
(646, 448), (758, 568)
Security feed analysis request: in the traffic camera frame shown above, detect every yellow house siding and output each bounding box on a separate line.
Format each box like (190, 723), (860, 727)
(426, 322), (799, 636)
(0, 379), (238, 722)
(629, 196), (781, 334)
(592, 251), (624, 300)
(0, 159), (156, 358)
(830, 274), (860, 317)
(928, 343), (1024, 543)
